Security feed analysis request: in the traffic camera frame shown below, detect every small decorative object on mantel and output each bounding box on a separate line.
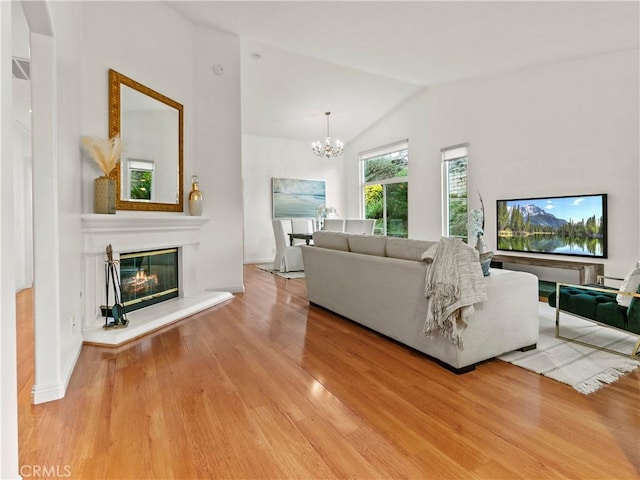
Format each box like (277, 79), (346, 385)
(468, 191), (493, 276)
(316, 204), (338, 230)
(103, 244), (128, 330)
(82, 136), (123, 214)
(188, 175), (203, 216)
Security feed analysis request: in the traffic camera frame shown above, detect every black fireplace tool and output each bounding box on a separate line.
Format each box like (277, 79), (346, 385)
(103, 244), (129, 329)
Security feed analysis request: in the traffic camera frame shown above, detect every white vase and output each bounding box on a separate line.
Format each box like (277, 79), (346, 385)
(475, 235), (489, 254)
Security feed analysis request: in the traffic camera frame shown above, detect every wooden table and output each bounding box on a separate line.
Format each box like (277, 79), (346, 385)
(491, 254), (604, 285)
(289, 233), (313, 246)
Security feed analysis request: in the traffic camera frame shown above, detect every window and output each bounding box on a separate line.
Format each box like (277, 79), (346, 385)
(442, 144), (468, 240)
(360, 140), (408, 237)
(127, 159), (155, 201)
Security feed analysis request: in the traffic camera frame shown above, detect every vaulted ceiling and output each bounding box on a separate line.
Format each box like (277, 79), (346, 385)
(12, 2), (640, 146)
(167, 1), (639, 144)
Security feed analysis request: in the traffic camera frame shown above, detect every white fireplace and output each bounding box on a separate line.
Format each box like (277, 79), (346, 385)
(81, 213), (232, 346)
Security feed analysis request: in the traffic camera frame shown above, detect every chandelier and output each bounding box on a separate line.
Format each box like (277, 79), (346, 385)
(311, 111), (344, 158)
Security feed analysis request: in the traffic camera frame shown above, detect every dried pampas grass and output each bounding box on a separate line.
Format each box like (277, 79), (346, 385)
(82, 136), (123, 177)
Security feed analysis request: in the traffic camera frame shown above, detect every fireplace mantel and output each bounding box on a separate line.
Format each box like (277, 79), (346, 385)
(81, 213), (210, 234)
(81, 214), (211, 255)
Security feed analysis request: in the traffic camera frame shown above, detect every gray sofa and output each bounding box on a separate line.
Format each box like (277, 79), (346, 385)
(301, 231), (539, 372)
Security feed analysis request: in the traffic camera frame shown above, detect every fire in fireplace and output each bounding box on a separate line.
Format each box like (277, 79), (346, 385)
(119, 248), (179, 312)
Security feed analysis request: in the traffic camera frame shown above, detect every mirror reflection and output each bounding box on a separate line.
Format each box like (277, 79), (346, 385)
(109, 69), (184, 212)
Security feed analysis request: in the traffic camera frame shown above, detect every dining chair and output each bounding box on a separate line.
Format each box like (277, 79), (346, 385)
(322, 218), (345, 232)
(272, 219), (305, 272)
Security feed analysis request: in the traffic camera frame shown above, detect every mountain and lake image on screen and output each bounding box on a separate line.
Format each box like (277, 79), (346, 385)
(496, 193), (607, 258)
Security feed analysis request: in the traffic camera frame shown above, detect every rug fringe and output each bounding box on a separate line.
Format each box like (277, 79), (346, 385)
(574, 361), (639, 395)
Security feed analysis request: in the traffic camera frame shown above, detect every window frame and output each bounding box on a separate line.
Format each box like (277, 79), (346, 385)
(124, 158), (156, 202)
(441, 143), (469, 240)
(359, 140), (409, 236)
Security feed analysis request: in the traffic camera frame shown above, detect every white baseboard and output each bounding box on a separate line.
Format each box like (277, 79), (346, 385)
(31, 338), (83, 405)
(244, 258), (273, 265)
(215, 285), (245, 293)
(31, 382), (65, 405)
(62, 339), (83, 394)
(16, 282), (33, 293)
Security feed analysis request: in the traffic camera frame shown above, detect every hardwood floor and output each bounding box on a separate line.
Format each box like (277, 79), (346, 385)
(18, 265), (640, 479)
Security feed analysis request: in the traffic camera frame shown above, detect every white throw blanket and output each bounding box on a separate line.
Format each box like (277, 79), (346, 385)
(421, 237), (488, 349)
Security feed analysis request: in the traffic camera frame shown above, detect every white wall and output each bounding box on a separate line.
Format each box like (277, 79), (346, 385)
(12, 1), (32, 292)
(192, 25), (244, 292)
(29, 9), (71, 404)
(80, 1), (195, 210)
(49, 0), (85, 402)
(242, 134), (345, 264)
(346, 50), (640, 278)
(0, 1), (19, 475)
(12, 121), (32, 291)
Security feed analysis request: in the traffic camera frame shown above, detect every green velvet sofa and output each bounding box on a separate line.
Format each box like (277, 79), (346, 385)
(548, 283), (640, 358)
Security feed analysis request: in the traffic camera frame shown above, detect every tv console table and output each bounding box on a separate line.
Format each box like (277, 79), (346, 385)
(491, 254), (604, 285)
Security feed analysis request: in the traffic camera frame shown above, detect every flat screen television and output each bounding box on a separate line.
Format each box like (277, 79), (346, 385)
(496, 193), (607, 258)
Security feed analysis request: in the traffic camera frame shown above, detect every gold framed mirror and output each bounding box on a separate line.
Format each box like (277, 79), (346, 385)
(109, 69), (184, 212)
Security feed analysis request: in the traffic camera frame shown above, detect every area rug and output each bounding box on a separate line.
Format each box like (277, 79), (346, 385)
(499, 303), (639, 394)
(254, 263), (306, 279)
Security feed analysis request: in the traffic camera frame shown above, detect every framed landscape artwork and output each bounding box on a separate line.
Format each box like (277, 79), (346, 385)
(272, 177), (326, 218)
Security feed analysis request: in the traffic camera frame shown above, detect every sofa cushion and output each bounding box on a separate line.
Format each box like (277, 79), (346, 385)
(547, 286), (640, 334)
(313, 231), (350, 251)
(594, 301), (628, 331)
(548, 286), (605, 317)
(627, 284), (640, 333)
(348, 234), (387, 257)
(616, 265), (640, 307)
(386, 238), (436, 261)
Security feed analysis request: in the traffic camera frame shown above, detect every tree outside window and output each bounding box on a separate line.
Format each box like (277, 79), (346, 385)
(126, 159), (155, 201)
(446, 157), (468, 240)
(361, 145), (408, 237)
(130, 169), (153, 200)
(442, 145), (468, 241)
